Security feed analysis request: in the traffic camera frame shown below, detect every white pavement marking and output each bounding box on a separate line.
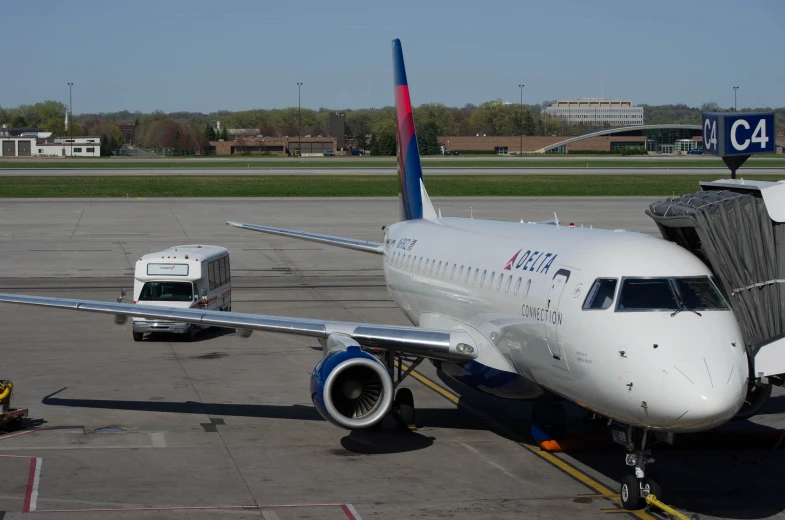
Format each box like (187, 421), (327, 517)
(150, 432), (167, 448)
(261, 509), (281, 520)
(29, 456), (42, 512)
(461, 442), (518, 480)
(344, 504), (364, 520)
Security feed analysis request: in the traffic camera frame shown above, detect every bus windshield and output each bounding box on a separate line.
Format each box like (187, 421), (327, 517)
(138, 282), (194, 303)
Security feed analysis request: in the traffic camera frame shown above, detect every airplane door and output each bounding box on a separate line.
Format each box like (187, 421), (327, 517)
(545, 268), (572, 371)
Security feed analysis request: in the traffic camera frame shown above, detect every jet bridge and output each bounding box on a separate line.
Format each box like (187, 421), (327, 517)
(646, 178), (785, 416)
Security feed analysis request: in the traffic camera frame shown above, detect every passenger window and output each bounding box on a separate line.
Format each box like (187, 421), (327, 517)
(208, 261), (216, 290)
(505, 276), (512, 293)
(488, 272), (495, 287)
(464, 266), (471, 283)
(437, 261), (442, 276)
(418, 257), (422, 271)
(617, 279), (678, 311)
(450, 264), (456, 279)
(514, 277), (522, 295)
(225, 257), (231, 284)
(583, 278), (618, 310)
(496, 274), (503, 291)
(472, 268), (479, 284)
(479, 270), (486, 286)
(523, 279), (531, 297)
(459, 265), (464, 280)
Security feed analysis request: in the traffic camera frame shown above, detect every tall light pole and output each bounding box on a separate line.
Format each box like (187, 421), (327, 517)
(519, 84), (524, 156)
(67, 82), (73, 158)
(733, 86), (739, 112)
(297, 82), (303, 157)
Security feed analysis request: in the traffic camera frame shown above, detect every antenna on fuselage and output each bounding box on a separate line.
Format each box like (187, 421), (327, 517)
(554, 212), (560, 230)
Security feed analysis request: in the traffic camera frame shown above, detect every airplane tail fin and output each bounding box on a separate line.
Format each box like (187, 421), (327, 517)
(393, 39), (437, 221)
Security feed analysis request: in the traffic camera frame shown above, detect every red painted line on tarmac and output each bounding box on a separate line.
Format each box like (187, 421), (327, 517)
(0, 429), (36, 442)
(22, 457), (38, 512)
(341, 504), (364, 520)
(33, 503), (357, 514)
(0, 454), (40, 512)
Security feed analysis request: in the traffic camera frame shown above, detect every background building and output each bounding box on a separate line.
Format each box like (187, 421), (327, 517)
(543, 99), (644, 126)
(210, 136), (336, 156)
(0, 136), (101, 157)
(328, 112), (346, 150)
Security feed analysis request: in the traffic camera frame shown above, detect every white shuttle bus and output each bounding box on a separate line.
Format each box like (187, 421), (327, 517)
(131, 245), (232, 341)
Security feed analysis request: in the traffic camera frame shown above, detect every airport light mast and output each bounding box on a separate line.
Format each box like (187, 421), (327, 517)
(519, 84), (524, 156)
(733, 86), (739, 111)
(67, 82), (73, 158)
(297, 82), (303, 157)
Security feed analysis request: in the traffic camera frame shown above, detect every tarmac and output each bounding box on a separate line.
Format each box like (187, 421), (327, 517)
(1, 197), (785, 520)
(1, 167), (785, 176)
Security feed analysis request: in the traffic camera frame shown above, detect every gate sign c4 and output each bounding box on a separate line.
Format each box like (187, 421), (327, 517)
(702, 112), (775, 156)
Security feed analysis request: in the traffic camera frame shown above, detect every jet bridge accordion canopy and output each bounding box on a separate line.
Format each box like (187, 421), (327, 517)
(646, 190), (785, 351)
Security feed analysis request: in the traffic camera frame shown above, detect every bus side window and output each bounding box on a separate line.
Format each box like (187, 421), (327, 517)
(218, 257), (227, 286)
(225, 256), (231, 284)
(208, 261), (216, 290)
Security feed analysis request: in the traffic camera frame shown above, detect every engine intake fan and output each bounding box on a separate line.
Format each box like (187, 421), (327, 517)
(311, 345), (393, 429)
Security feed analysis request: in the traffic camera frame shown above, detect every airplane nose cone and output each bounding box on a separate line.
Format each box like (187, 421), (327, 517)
(662, 356), (746, 430)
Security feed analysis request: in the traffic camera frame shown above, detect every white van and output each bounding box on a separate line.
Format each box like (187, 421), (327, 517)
(131, 245), (232, 341)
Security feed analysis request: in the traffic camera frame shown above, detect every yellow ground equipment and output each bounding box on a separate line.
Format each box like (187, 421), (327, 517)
(645, 494), (700, 520)
(0, 380), (28, 432)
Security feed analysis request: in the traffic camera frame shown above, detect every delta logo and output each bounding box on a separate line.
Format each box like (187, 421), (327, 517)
(504, 249), (558, 275)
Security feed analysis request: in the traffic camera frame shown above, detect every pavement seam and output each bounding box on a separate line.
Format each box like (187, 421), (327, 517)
(168, 207), (190, 239)
(164, 340), (263, 517)
(67, 205), (85, 242)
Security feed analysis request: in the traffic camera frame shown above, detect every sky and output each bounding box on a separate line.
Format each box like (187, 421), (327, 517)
(3, 0), (784, 114)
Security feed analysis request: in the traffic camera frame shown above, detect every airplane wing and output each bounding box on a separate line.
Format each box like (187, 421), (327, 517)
(0, 293), (477, 362)
(227, 221), (385, 255)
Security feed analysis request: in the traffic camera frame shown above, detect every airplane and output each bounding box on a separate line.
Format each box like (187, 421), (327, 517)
(0, 39), (750, 510)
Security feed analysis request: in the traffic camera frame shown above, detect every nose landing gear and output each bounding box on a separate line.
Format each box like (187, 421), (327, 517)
(616, 427), (661, 510)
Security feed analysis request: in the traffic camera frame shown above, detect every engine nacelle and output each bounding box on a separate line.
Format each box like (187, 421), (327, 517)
(310, 345), (393, 429)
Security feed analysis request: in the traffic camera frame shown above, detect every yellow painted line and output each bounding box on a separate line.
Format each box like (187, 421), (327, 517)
(399, 362), (654, 520)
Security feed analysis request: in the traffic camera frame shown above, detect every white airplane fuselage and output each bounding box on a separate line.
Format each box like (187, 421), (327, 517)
(383, 216), (749, 432)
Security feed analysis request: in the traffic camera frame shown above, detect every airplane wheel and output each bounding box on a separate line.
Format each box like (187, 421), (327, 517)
(643, 476), (661, 501)
(132, 331), (143, 342)
(620, 474), (643, 510)
(394, 387), (415, 431)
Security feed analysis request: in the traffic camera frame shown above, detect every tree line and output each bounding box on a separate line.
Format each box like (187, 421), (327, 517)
(3, 100), (784, 156)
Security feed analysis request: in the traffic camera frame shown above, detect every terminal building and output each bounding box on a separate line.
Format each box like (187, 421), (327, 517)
(440, 124), (785, 154)
(543, 98), (644, 126)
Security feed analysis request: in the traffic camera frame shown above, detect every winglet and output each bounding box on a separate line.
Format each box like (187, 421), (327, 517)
(393, 39), (431, 221)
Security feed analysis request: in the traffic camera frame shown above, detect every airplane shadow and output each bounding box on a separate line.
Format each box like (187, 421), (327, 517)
(433, 373), (785, 520)
(40, 380), (785, 518)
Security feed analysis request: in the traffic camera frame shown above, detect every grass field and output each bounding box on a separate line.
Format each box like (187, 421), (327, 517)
(1, 158), (785, 169)
(0, 174), (774, 198)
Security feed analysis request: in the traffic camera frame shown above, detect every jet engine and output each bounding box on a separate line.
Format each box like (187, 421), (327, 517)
(310, 345), (393, 429)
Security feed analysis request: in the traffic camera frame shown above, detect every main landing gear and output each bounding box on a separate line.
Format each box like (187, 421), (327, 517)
(381, 351), (422, 431)
(615, 426), (663, 510)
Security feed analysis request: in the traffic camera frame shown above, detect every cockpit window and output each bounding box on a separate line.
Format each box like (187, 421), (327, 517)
(674, 277), (728, 309)
(582, 278), (617, 310)
(617, 278), (678, 311)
